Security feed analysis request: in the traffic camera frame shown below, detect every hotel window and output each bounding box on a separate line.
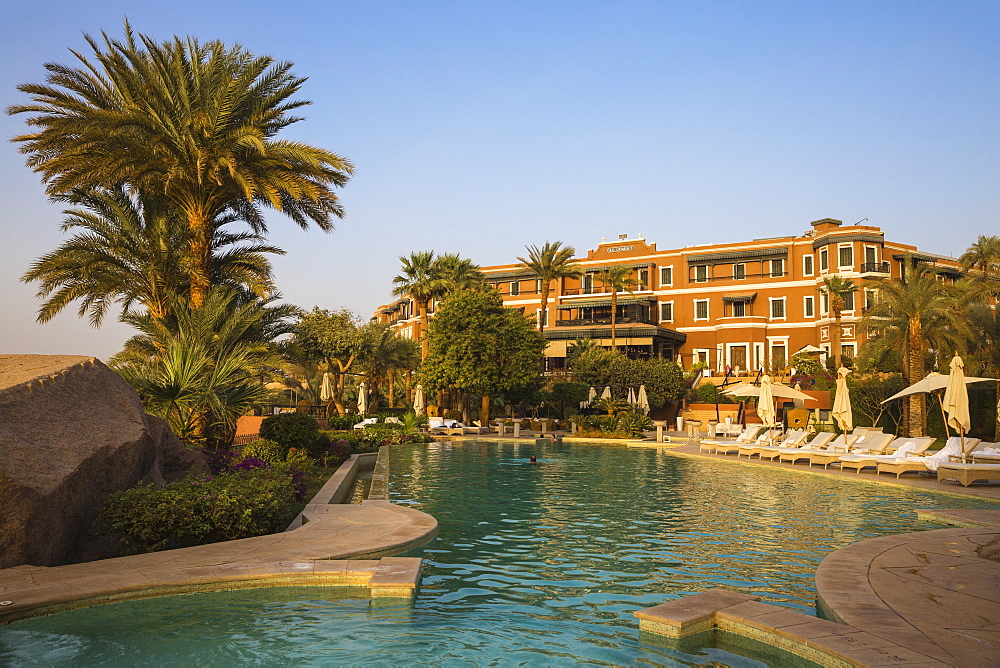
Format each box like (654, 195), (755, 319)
(659, 266), (673, 286)
(865, 246), (878, 266)
(695, 265), (709, 282)
(838, 244), (853, 268)
(535, 279), (542, 293)
(821, 292), (830, 314)
(733, 263), (746, 280)
(803, 255), (814, 276)
(819, 248), (829, 272)
(843, 290), (855, 311)
(803, 296), (815, 318)
(770, 259), (784, 277)
(582, 274), (593, 294)
(694, 299), (709, 320)
(510, 281), (520, 296)
(732, 300), (746, 317)
(771, 344), (787, 369)
(659, 301), (674, 322)
(770, 298), (786, 319)
(536, 308), (548, 327)
(864, 289), (876, 310)
(638, 268), (649, 290)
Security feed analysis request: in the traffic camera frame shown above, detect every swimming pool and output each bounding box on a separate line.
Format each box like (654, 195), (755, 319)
(1, 441), (994, 666)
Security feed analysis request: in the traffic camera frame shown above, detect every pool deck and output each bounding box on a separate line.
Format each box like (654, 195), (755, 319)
(459, 433), (1000, 666)
(0, 452), (437, 624)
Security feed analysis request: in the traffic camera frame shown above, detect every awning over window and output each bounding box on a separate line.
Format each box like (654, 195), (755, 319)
(556, 297), (653, 309)
(687, 248), (787, 263)
(721, 292), (757, 302)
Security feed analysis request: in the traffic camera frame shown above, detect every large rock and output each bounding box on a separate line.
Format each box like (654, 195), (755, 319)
(0, 355), (204, 567)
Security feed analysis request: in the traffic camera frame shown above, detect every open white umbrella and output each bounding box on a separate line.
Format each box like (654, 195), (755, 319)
(320, 372), (334, 403)
(637, 385), (649, 415)
(882, 372), (995, 403)
(600, 386), (612, 401)
(723, 382), (815, 402)
(831, 367), (853, 432)
(357, 381), (368, 416)
(413, 384), (426, 416)
(942, 355), (972, 461)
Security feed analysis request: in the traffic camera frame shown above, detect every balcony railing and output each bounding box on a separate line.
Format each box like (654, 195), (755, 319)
(860, 262), (890, 274)
(693, 271), (788, 283)
(554, 316), (658, 327)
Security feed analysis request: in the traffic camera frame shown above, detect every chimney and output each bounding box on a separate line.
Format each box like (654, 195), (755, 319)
(810, 218), (843, 232)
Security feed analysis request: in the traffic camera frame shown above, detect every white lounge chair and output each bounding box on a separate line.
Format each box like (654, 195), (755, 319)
(878, 437), (981, 478)
(759, 431), (835, 461)
(809, 431), (896, 468)
(777, 431), (863, 464)
(838, 437), (934, 473)
(699, 425), (765, 453)
(352, 417), (379, 430)
(738, 429), (808, 458)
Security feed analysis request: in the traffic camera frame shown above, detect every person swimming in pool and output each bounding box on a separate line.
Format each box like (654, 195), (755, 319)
(529, 455), (538, 463)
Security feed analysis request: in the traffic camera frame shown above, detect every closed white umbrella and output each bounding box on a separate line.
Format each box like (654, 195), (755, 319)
(942, 355), (972, 461)
(637, 385), (649, 415)
(581, 386), (597, 409)
(320, 372), (335, 403)
(357, 381), (368, 416)
(627, 387), (637, 406)
(600, 386), (611, 401)
(757, 374), (777, 429)
(831, 367), (853, 432)
(413, 384), (426, 416)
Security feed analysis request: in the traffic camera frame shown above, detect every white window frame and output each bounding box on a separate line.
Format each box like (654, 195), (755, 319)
(694, 265), (709, 283)
(838, 243), (854, 269)
(693, 349), (711, 366)
(769, 339), (789, 369)
(769, 297), (786, 320)
(841, 342), (857, 360)
(733, 262), (746, 280)
(821, 292), (830, 315)
(803, 295), (815, 318)
(638, 268), (649, 291)
(864, 245), (878, 266)
(582, 274), (593, 294)
(803, 254), (814, 277)
(535, 278), (542, 293)
(659, 301), (674, 322)
(770, 259), (784, 277)
(694, 298), (710, 321)
(536, 308), (548, 327)
(819, 247), (829, 273)
(510, 281), (520, 296)
(659, 266), (673, 286)
(842, 289), (855, 312)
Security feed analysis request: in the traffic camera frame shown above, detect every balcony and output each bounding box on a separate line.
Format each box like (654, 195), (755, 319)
(693, 271), (788, 283)
(554, 316), (658, 327)
(860, 261), (890, 275)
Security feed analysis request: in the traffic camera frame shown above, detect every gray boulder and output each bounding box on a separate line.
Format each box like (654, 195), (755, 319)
(0, 355), (204, 567)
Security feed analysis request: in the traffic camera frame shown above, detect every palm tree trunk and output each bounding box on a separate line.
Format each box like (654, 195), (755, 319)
(907, 317), (925, 436)
(995, 381), (1000, 442)
(538, 282), (549, 334)
(388, 371), (396, 408)
(419, 299), (430, 360)
(610, 291), (618, 351)
(832, 312), (842, 370)
(185, 209), (212, 309)
(480, 394), (491, 427)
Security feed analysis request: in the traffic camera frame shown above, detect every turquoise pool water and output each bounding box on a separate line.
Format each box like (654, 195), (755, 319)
(1, 441), (995, 666)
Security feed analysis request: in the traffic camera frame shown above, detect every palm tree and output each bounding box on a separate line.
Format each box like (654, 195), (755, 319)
(517, 241), (582, 336)
(859, 270), (967, 436)
(21, 187), (281, 327)
(392, 251), (446, 360)
(965, 302), (1000, 441)
(960, 235), (1000, 274)
(9, 23), (352, 308)
(111, 289), (295, 443)
(594, 265), (638, 351)
(435, 253), (484, 292)
(356, 323), (420, 407)
(818, 275), (858, 370)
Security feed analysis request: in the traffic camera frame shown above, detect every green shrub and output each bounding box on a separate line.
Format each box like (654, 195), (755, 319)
(241, 438), (284, 464)
(102, 468), (296, 553)
(325, 415), (358, 430)
(260, 413), (320, 451)
(285, 447), (313, 468)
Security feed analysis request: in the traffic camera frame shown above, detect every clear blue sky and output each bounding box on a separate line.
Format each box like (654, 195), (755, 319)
(2, 1), (997, 360)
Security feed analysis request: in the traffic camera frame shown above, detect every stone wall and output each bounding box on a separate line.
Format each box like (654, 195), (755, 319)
(0, 355), (204, 567)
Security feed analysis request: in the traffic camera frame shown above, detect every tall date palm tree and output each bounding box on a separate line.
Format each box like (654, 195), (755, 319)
(517, 241), (581, 336)
(8, 23), (352, 308)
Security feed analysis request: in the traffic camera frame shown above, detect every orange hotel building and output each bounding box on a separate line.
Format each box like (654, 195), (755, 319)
(374, 218), (962, 373)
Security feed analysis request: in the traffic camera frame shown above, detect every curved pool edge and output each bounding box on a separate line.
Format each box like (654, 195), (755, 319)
(0, 452), (437, 625)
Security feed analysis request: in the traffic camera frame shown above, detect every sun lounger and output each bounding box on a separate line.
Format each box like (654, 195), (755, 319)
(759, 431), (835, 461)
(353, 417), (379, 430)
(428, 418), (466, 436)
(714, 428), (784, 455)
(699, 425), (764, 453)
(809, 431), (895, 469)
(838, 437), (934, 473)
(777, 431), (861, 464)
(970, 443), (1000, 463)
(877, 437), (981, 478)
(937, 462), (1000, 486)
(737, 429), (807, 458)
